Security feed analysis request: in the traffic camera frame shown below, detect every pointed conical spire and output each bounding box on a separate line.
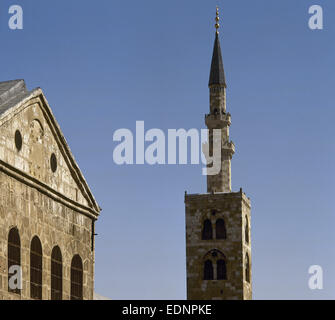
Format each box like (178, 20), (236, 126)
(209, 7), (226, 87)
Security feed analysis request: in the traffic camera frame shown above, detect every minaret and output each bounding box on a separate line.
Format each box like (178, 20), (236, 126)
(206, 7), (235, 193)
(185, 7), (252, 300)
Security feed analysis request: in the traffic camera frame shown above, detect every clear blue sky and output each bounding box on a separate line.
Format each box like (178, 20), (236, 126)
(1, 0), (335, 299)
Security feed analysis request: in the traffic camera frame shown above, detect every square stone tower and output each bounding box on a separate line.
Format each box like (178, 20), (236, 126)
(185, 8), (252, 300)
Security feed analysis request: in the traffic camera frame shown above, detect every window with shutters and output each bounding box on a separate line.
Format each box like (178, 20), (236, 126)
(51, 246), (63, 300)
(71, 254), (83, 300)
(30, 236), (42, 299)
(8, 228), (21, 294)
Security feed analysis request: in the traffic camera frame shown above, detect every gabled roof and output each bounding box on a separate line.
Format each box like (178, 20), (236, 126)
(209, 33), (226, 87)
(0, 80), (32, 116)
(0, 80), (101, 217)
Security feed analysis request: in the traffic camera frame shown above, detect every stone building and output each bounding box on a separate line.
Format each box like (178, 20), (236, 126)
(185, 9), (252, 300)
(0, 79), (101, 299)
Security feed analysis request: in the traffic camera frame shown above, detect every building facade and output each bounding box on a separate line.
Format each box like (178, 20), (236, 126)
(185, 9), (252, 300)
(0, 79), (100, 299)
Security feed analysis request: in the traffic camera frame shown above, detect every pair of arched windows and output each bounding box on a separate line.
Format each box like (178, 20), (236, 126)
(202, 219), (226, 240)
(204, 259), (227, 280)
(50, 248), (83, 300)
(7, 228), (83, 300)
(204, 256), (250, 283)
(203, 217), (249, 243)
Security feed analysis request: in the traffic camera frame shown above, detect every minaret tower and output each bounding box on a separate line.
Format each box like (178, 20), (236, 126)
(206, 7), (235, 194)
(185, 7), (252, 300)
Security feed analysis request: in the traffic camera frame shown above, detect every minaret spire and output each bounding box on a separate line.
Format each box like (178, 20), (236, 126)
(209, 7), (226, 87)
(206, 6), (234, 193)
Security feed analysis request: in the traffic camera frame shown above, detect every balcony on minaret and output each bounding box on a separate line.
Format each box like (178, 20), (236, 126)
(205, 112), (231, 128)
(223, 140), (235, 156)
(185, 8), (252, 300)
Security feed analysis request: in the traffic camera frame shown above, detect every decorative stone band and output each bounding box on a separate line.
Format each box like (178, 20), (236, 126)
(0, 159), (99, 220)
(209, 85), (226, 92)
(185, 189), (251, 209)
(205, 113), (231, 127)
(0, 89), (101, 215)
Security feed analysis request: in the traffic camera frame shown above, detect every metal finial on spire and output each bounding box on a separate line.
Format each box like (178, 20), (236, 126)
(215, 6), (220, 34)
(209, 5), (226, 87)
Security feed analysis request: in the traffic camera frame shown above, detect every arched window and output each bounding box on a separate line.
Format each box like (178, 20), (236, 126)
(204, 260), (214, 280)
(202, 219), (213, 240)
(216, 219), (226, 239)
(245, 254), (250, 283)
(30, 236), (42, 299)
(217, 259), (227, 280)
(8, 228), (21, 294)
(245, 217), (249, 244)
(71, 255), (83, 300)
(51, 246), (62, 300)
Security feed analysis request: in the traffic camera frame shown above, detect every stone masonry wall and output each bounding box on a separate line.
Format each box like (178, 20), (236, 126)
(0, 93), (97, 299)
(185, 191), (251, 300)
(0, 172), (94, 299)
(0, 97), (89, 208)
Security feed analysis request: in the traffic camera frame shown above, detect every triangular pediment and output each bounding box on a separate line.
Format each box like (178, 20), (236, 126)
(0, 80), (100, 217)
